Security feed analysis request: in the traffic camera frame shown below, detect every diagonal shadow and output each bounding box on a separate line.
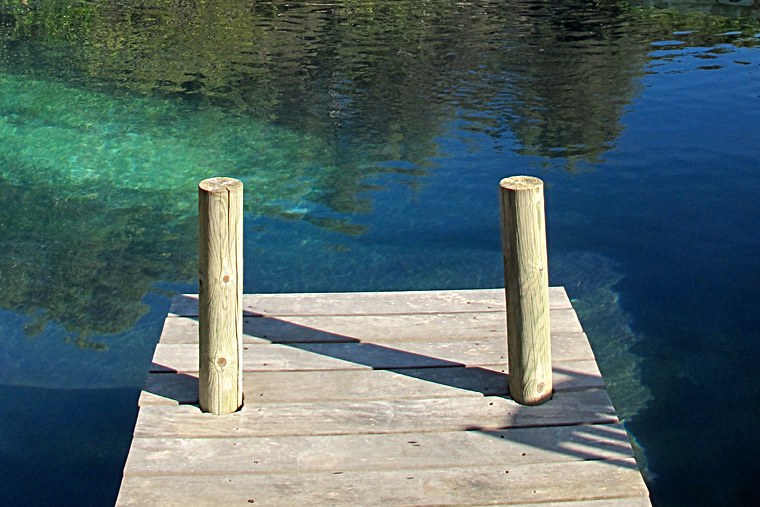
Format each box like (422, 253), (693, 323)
(140, 370), (200, 407)
(141, 294), (643, 474)
(150, 295), (611, 400)
(473, 420), (642, 471)
(159, 294), (516, 396)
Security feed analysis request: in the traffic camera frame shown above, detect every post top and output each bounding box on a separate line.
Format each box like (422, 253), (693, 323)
(199, 177), (243, 192)
(499, 176), (543, 190)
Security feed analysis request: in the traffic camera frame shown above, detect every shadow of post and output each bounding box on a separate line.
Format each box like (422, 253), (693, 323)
(140, 293), (641, 474)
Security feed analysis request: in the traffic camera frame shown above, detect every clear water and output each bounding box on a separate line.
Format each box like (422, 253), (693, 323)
(0, 0), (759, 505)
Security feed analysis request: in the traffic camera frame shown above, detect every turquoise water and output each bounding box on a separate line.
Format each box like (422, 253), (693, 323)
(0, 1), (759, 505)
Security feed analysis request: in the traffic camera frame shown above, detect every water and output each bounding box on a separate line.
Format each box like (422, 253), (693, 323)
(0, 0), (758, 505)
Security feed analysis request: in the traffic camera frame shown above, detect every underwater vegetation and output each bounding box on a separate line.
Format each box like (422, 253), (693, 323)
(0, 71), (415, 343)
(550, 250), (653, 478)
(551, 250), (652, 421)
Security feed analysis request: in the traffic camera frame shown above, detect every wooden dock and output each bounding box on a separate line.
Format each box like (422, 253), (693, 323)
(117, 287), (651, 506)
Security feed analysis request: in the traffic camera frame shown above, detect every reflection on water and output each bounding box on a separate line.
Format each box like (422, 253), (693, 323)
(0, 0), (759, 505)
(630, 0), (760, 17)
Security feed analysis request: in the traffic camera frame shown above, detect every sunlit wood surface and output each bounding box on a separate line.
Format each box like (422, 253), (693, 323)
(117, 287), (651, 506)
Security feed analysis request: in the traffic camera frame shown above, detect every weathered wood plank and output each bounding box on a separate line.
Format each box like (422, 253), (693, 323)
(139, 360), (604, 406)
(124, 423), (633, 476)
(169, 287), (573, 317)
(149, 331), (595, 373)
(133, 389), (617, 438)
(150, 341), (481, 372)
(158, 308), (583, 344)
(116, 458), (647, 506)
(471, 500), (651, 507)
(120, 287), (651, 507)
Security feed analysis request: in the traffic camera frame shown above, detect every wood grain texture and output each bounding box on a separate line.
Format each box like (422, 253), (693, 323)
(139, 360), (604, 406)
(117, 459), (648, 506)
(198, 177), (243, 415)
(466, 500), (652, 507)
(500, 176), (552, 405)
(169, 286), (573, 317)
(157, 307), (582, 344)
(124, 423), (634, 476)
(132, 390), (618, 438)
(148, 331), (595, 374)
(118, 288), (650, 506)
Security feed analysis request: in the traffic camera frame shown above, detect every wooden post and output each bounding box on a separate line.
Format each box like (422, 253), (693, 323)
(499, 176), (552, 406)
(198, 177), (244, 415)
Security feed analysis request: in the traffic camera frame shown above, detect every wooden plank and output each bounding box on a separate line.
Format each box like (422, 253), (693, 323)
(169, 287), (573, 317)
(150, 341), (479, 373)
(157, 308), (582, 344)
(471, 500), (651, 507)
(149, 331), (595, 373)
(120, 287), (651, 507)
(133, 389), (617, 438)
(139, 360), (604, 406)
(124, 423), (633, 475)
(116, 458), (648, 506)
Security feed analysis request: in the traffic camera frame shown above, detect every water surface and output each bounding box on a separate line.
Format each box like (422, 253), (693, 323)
(0, 1), (759, 505)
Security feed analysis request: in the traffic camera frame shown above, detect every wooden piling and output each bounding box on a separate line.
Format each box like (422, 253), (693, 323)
(198, 177), (244, 414)
(499, 176), (552, 406)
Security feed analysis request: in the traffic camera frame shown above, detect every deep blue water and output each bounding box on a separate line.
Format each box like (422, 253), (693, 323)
(0, 1), (759, 505)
